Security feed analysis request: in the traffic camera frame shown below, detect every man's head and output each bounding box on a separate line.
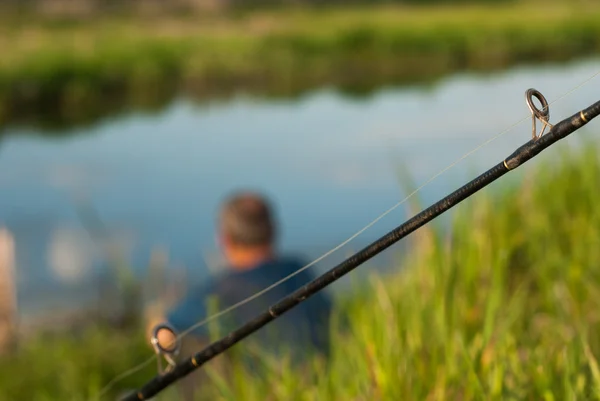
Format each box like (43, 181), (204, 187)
(217, 191), (277, 270)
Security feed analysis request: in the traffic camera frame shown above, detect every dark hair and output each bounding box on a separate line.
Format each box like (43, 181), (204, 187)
(219, 191), (276, 246)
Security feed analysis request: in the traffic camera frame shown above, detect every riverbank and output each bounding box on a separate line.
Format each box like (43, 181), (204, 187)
(2, 134), (600, 400)
(1, 2), (600, 130)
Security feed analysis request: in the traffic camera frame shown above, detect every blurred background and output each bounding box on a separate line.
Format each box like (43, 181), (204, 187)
(0, 0), (599, 399)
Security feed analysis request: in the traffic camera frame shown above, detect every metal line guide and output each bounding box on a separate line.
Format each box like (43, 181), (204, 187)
(150, 323), (181, 375)
(526, 88), (553, 140)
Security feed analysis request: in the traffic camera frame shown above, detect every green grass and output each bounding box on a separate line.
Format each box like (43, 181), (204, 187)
(3, 134), (600, 400)
(1, 1), (600, 129)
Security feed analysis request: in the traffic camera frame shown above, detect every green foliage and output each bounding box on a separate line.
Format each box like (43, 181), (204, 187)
(0, 326), (151, 401)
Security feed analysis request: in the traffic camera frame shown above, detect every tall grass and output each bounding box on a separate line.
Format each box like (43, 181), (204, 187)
(2, 138), (600, 400)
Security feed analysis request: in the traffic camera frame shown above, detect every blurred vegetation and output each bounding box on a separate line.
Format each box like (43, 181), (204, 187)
(0, 1), (599, 131)
(2, 133), (600, 400)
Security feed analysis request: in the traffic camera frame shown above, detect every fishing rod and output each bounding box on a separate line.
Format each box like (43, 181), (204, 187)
(119, 89), (600, 401)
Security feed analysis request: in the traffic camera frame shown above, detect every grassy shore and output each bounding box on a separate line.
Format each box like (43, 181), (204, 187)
(2, 134), (600, 400)
(1, 2), (600, 129)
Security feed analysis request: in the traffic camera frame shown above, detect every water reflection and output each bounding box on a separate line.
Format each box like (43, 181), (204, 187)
(47, 226), (95, 283)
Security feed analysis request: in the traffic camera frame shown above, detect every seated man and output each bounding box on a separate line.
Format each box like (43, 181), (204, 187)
(149, 191), (332, 398)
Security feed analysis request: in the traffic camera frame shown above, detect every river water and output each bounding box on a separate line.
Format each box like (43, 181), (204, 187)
(1, 57), (599, 320)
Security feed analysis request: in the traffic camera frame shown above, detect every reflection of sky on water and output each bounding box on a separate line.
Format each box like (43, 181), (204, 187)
(0, 57), (598, 316)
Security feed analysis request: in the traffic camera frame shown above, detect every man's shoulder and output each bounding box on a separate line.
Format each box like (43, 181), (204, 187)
(260, 254), (316, 281)
(202, 254), (329, 303)
(268, 254), (309, 270)
(216, 255), (308, 278)
(209, 255), (312, 294)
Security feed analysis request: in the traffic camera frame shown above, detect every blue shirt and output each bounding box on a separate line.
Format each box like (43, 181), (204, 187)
(166, 255), (332, 360)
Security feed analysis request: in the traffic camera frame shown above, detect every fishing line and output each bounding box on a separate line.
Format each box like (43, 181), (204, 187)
(95, 68), (600, 400)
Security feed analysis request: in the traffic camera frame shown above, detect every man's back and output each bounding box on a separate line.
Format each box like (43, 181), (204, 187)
(167, 256), (332, 360)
